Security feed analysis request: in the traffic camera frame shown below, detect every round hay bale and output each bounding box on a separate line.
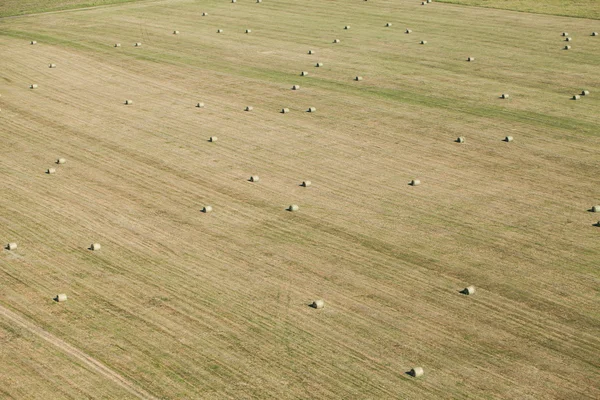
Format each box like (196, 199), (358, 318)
(386, 23), (392, 27)
(90, 243), (101, 251)
(173, 30), (180, 35)
(562, 32), (569, 36)
(202, 205), (213, 213)
(114, 43), (121, 47)
(308, 50), (314, 54)
(409, 179), (420, 186)
(301, 180), (311, 187)
(410, 367), (424, 378)
(501, 93), (509, 99)
(573, 95), (581, 100)
(125, 99), (134, 105)
(420, 40), (427, 44)
(209, 136), (217, 142)
(55, 294), (68, 302)
(56, 158), (66, 164)
(246, 29), (251, 33)
(565, 37), (572, 41)
(31, 41), (37, 45)
(593, 32), (598, 36)
(355, 76), (363, 81)
(582, 90), (590, 96)
(202, 12), (208, 16)
(232, 0), (236, 3)
(46, 168), (56, 174)
(30, 84), (38, 89)
(257, 0), (262, 3)
(345, 26), (350, 30)
(245, 106), (253, 111)
(564, 45), (571, 50)
(307, 107), (316, 112)
(292, 85), (300, 90)
(250, 175), (260, 182)
(504, 136), (513, 142)
(288, 204), (299, 211)
(315, 62), (323, 67)
(405, 29), (412, 34)
(196, 102), (205, 108)
(333, 39), (340, 43)
(311, 300), (324, 309)
(281, 108), (290, 113)
(427, 0), (432, 2)
(456, 137), (465, 143)
(217, 29), (223, 33)
(467, 57), (475, 61)
(301, 71), (308, 76)
(592, 205), (600, 212)
(462, 285), (476, 295)
(6, 243), (17, 251)
(49, 64), (57, 68)
(134, 42), (142, 47)
(422, 1), (426, 4)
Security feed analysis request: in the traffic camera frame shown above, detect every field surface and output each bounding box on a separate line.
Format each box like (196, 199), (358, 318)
(437, 0), (600, 20)
(0, 0), (142, 17)
(1, 0), (599, 399)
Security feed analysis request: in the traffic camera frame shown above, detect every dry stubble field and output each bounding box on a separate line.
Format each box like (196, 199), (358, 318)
(0, 0), (599, 398)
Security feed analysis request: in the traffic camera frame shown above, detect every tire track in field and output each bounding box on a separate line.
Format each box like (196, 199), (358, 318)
(0, 304), (159, 400)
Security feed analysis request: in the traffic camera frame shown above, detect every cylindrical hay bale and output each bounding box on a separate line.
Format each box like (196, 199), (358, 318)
(307, 107), (316, 112)
(202, 205), (213, 213)
(504, 136), (513, 142)
(572, 95), (581, 100)
(462, 285), (476, 295)
(56, 158), (66, 164)
(257, 0), (262, 3)
(246, 29), (251, 33)
(46, 168), (56, 174)
(410, 367), (424, 378)
(301, 71), (308, 76)
(308, 50), (314, 54)
(6, 243), (17, 251)
(565, 37), (572, 41)
(501, 93), (509, 99)
(315, 62), (323, 67)
(90, 243), (101, 251)
(422, 1), (426, 4)
(427, 0), (432, 3)
(410, 179), (421, 186)
(302, 180), (311, 187)
(562, 32), (569, 36)
(333, 39), (340, 43)
(420, 40), (427, 44)
(209, 136), (217, 142)
(232, 0), (236, 3)
(202, 12), (208, 16)
(197, 102), (205, 108)
(355, 76), (363, 81)
(311, 300), (324, 309)
(456, 137), (465, 143)
(55, 294), (68, 302)
(564, 45), (571, 50)
(467, 57), (475, 61)
(405, 29), (412, 34)
(292, 85), (300, 90)
(217, 29), (223, 33)
(125, 99), (134, 105)
(288, 204), (299, 211)
(114, 43), (121, 47)
(49, 64), (57, 68)
(281, 108), (290, 113)
(592, 32), (598, 36)
(30, 84), (38, 89)
(582, 90), (590, 96)
(345, 26), (350, 30)
(134, 42), (142, 47)
(591, 205), (600, 212)
(386, 23), (392, 27)
(245, 106), (253, 111)
(250, 175), (260, 182)
(173, 30), (180, 35)
(31, 41), (37, 45)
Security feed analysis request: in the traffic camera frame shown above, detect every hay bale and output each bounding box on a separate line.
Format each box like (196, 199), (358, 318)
(405, 29), (412, 34)
(281, 108), (290, 113)
(386, 23), (392, 27)
(301, 71), (308, 76)
(582, 90), (590, 95)
(5, 243), (17, 251)
(134, 42), (142, 47)
(232, 0), (236, 3)
(288, 204), (299, 211)
(564, 45), (571, 50)
(427, 0), (432, 2)
(55, 294), (68, 302)
(245, 106), (253, 111)
(308, 50), (314, 54)
(333, 39), (340, 43)
(565, 37), (572, 42)
(30, 84), (38, 89)
(573, 95), (581, 100)
(202, 205), (213, 213)
(593, 32), (598, 36)
(173, 30), (180, 35)
(114, 43), (121, 47)
(461, 285), (476, 295)
(301, 180), (311, 187)
(49, 64), (57, 68)
(467, 57), (475, 61)
(257, 0), (262, 3)
(56, 158), (66, 164)
(592, 205), (600, 212)
(292, 85), (300, 90)
(202, 12), (208, 16)
(410, 367), (424, 378)
(31, 41), (37, 45)
(250, 176), (260, 182)
(355, 76), (363, 81)
(246, 29), (252, 33)
(46, 168), (56, 174)
(125, 99), (133, 105)
(307, 107), (316, 112)
(562, 32), (569, 36)
(504, 136), (513, 142)
(217, 29), (223, 33)
(420, 40), (427, 44)
(422, 1), (426, 4)
(316, 62), (323, 67)
(90, 243), (101, 251)
(196, 102), (205, 108)
(311, 300), (324, 309)
(345, 26), (350, 30)
(456, 137), (465, 143)
(209, 136), (217, 142)
(409, 179), (420, 186)
(501, 93), (509, 99)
